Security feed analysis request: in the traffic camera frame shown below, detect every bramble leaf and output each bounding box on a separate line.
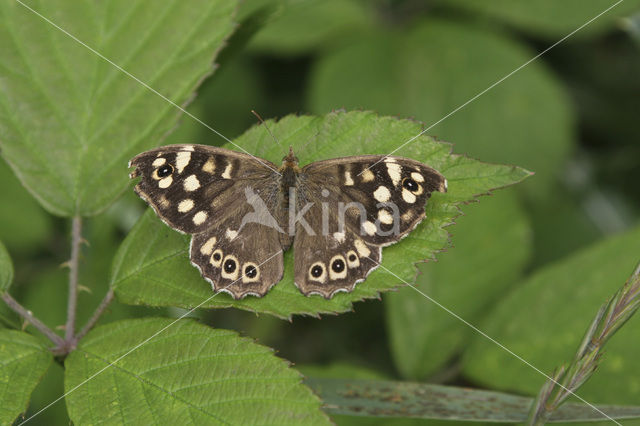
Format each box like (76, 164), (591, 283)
(462, 225), (640, 404)
(385, 189), (531, 379)
(433, 0), (640, 38)
(0, 240), (13, 293)
(308, 19), (572, 199)
(64, 318), (329, 425)
(0, 330), (53, 425)
(113, 111), (530, 318)
(0, 0), (237, 216)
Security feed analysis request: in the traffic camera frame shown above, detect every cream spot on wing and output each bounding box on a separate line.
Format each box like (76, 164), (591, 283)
(361, 169), (374, 182)
(329, 255), (347, 280)
(373, 186), (391, 203)
(175, 151), (191, 174)
(158, 176), (173, 188)
(221, 163), (233, 179)
(362, 220), (377, 236)
(221, 255), (239, 280)
(159, 195), (170, 209)
(210, 249), (223, 267)
(225, 229), (238, 241)
(344, 171), (354, 186)
(183, 174), (200, 192)
(202, 157), (215, 174)
(411, 172), (425, 182)
(442, 179), (448, 192)
(346, 250), (360, 268)
(200, 237), (217, 255)
(183, 145), (195, 151)
(354, 239), (371, 258)
(178, 199), (194, 213)
(383, 157), (396, 163)
(402, 210), (414, 222)
(378, 209), (393, 225)
(402, 188), (417, 203)
(386, 163), (402, 186)
(152, 157), (166, 167)
(333, 232), (345, 243)
(192, 211), (208, 225)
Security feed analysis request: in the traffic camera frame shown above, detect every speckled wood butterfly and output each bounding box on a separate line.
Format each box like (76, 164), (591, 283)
(129, 144), (446, 299)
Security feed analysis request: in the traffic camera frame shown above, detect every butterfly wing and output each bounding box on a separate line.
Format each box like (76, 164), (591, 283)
(300, 155), (446, 245)
(293, 202), (382, 298)
(129, 144), (280, 233)
(129, 144), (286, 298)
(293, 156), (446, 297)
(190, 219), (285, 298)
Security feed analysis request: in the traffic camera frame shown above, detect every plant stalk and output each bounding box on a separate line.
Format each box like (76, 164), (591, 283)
(1, 292), (65, 348)
(527, 260), (640, 425)
(65, 216), (82, 343)
(76, 288), (114, 340)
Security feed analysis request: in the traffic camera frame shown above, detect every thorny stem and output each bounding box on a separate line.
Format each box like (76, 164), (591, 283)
(1, 293), (65, 348)
(1, 216), (115, 355)
(527, 260), (640, 425)
(76, 288), (114, 341)
(65, 216), (82, 343)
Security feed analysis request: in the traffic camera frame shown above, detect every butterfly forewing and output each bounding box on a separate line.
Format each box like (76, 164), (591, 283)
(301, 156), (447, 246)
(129, 144), (278, 233)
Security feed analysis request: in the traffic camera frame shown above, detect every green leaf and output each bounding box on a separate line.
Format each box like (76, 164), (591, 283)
(113, 111), (530, 318)
(247, 0), (372, 55)
(64, 318), (329, 425)
(298, 362), (388, 381)
(0, 239), (13, 293)
(0, 0), (237, 216)
(462, 225), (640, 404)
(435, 0), (640, 39)
(308, 19), (572, 199)
(0, 160), (51, 254)
(163, 55), (266, 143)
(385, 189), (531, 379)
(0, 330), (53, 425)
(305, 378), (640, 422)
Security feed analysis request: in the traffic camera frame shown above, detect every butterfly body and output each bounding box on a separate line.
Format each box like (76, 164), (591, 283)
(129, 144), (446, 299)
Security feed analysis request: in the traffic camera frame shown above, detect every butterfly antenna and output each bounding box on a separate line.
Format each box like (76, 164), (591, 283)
(251, 110), (281, 148)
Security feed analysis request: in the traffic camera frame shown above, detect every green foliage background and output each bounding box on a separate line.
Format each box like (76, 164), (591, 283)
(0, 0), (639, 424)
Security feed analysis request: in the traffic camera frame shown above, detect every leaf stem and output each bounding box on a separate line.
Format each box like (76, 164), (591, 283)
(527, 260), (640, 425)
(65, 216), (82, 343)
(76, 288), (114, 340)
(1, 292), (65, 348)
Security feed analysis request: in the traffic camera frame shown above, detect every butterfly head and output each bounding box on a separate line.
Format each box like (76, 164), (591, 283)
(281, 146), (299, 169)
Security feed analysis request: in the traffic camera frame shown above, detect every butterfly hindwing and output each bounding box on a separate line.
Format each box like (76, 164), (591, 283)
(293, 200), (381, 298)
(190, 221), (284, 298)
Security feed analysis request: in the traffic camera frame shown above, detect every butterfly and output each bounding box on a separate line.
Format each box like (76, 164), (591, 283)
(129, 144), (447, 299)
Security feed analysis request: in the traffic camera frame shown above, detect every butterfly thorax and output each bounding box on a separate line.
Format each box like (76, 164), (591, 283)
(279, 147), (301, 211)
